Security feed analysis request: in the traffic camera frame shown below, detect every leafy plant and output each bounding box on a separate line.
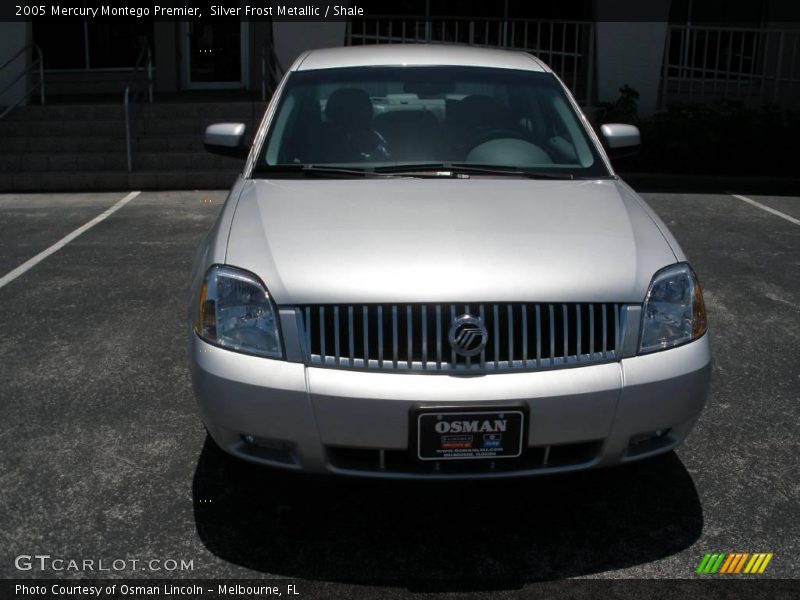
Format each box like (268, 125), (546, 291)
(594, 85), (641, 125)
(595, 86), (800, 176)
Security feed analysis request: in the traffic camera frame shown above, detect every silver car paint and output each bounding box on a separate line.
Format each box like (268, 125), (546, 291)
(191, 332), (710, 478)
(189, 45), (711, 478)
(295, 44), (549, 73)
(224, 178), (676, 305)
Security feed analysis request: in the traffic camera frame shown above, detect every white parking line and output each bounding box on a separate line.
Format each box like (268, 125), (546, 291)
(732, 194), (800, 226)
(0, 191), (141, 291)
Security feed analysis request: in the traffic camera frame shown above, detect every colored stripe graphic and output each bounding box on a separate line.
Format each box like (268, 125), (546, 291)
(698, 552), (773, 574)
(698, 553), (727, 574)
(733, 553), (750, 573)
(719, 554), (736, 573)
(744, 553), (774, 574)
(759, 554), (774, 573)
(696, 554), (713, 574)
(710, 553), (726, 573)
(719, 553), (749, 573)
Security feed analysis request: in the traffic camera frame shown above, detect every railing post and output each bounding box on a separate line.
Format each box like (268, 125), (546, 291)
(261, 42), (266, 101)
(660, 26), (672, 110)
(38, 46), (45, 105)
(146, 49), (153, 104)
(503, 0), (509, 46)
(759, 30), (770, 103)
(0, 43), (48, 119)
(124, 87), (133, 173)
(774, 31), (785, 102)
(681, 22), (691, 83)
(585, 23), (595, 107)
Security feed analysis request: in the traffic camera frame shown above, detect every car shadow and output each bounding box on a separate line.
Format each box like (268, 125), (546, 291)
(192, 436), (702, 588)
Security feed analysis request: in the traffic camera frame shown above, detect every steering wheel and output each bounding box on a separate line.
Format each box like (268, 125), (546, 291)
(340, 129), (391, 161)
(464, 127), (531, 154)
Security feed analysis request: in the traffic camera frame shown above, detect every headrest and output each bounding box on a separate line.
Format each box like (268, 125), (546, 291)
(325, 88), (374, 129)
(452, 94), (505, 128)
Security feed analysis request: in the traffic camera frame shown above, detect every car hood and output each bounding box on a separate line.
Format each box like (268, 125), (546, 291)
(226, 178), (677, 305)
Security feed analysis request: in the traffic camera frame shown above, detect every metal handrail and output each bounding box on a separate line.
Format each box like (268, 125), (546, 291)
(352, 14), (594, 26)
(346, 16), (595, 105)
(261, 38), (284, 101)
(123, 46), (154, 172)
(0, 43), (45, 120)
(660, 24), (800, 108)
(667, 23), (800, 35)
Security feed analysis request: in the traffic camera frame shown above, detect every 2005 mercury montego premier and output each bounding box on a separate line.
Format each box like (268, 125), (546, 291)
(189, 45), (710, 478)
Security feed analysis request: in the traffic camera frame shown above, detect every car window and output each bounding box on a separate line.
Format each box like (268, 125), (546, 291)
(259, 66), (608, 177)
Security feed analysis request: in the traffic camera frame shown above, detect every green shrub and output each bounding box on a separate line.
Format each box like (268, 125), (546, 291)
(594, 87), (800, 176)
(594, 85), (641, 125)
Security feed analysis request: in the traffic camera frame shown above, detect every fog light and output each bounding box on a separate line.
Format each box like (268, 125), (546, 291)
(626, 429), (673, 458)
(243, 434), (272, 447)
(241, 434), (293, 451)
(240, 435), (297, 465)
(629, 429), (670, 447)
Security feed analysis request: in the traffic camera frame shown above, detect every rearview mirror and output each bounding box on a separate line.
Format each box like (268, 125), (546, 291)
(600, 123), (641, 159)
(204, 123), (248, 158)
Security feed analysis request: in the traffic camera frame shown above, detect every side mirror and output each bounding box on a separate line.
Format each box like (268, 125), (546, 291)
(204, 123), (248, 158)
(600, 123), (641, 159)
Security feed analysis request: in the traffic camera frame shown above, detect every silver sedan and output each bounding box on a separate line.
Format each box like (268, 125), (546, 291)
(189, 44), (710, 478)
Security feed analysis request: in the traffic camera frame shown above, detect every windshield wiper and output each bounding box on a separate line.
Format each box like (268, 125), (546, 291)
(373, 163), (575, 180)
(252, 164), (384, 178)
(254, 163), (578, 180)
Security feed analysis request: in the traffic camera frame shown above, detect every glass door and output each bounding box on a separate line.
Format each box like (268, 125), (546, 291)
(182, 20), (249, 89)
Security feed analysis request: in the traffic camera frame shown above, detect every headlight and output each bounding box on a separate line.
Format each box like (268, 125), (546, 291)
(195, 265), (283, 358)
(640, 263), (707, 354)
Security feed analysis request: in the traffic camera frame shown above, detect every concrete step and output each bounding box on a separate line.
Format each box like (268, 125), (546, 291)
(0, 133), (220, 153)
(140, 101), (267, 120)
(132, 151), (245, 171)
(1, 136), (126, 153)
(0, 171), (131, 191)
(0, 152), (128, 173)
(129, 169), (239, 190)
(4, 101), (266, 122)
(0, 150), (244, 173)
(134, 135), (205, 152)
(0, 101), (262, 191)
(0, 119), (126, 138)
(135, 116), (261, 136)
(0, 169), (239, 192)
(0, 117), (260, 140)
(2, 104), (125, 121)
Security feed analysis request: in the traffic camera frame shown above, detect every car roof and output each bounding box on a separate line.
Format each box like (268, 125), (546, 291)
(294, 44), (551, 73)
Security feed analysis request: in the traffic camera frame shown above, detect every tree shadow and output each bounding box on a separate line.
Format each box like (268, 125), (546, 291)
(193, 437), (702, 589)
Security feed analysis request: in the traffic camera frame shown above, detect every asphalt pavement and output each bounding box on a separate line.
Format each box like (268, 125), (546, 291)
(0, 188), (797, 596)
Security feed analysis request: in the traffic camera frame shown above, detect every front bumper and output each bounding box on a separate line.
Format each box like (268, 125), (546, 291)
(190, 333), (711, 479)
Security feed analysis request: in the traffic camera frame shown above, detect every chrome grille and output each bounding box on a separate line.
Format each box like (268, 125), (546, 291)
(299, 303), (624, 372)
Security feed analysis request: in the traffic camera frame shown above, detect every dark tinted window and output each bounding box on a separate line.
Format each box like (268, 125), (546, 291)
(259, 66), (607, 177)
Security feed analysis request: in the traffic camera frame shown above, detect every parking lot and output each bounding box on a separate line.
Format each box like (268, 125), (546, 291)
(0, 187), (798, 591)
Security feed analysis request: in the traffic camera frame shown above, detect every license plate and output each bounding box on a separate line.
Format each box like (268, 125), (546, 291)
(416, 409), (525, 461)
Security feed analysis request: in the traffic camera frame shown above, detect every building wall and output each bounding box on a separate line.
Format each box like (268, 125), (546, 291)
(2, 2), (797, 109)
(594, 0), (671, 115)
(272, 21), (349, 71)
(0, 22), (33, 108)
(154, 22), (178, 93)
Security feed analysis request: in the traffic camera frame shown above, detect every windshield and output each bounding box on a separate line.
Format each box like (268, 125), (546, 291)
(256, 66), (609, 178)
